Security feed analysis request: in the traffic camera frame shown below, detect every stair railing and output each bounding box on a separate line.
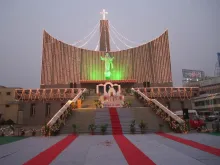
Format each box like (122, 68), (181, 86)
(131, 88), (185, 124)
(47, 88), (86, 127)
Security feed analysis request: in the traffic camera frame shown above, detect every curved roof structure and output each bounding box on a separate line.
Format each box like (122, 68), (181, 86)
(41, 30), (172, 86)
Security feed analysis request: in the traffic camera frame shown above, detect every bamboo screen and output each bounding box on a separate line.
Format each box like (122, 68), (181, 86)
(41, 30), (172, 85)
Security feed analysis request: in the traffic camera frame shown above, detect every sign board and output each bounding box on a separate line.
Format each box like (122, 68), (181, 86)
(182, 69), (205, 81)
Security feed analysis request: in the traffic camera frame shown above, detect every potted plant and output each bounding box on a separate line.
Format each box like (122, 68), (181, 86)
(130, 120), (136, 134)
(88, 124), (97, 135)
(72, 124), (78, 134)
(31, 128), (36, 136)
(94, 100), (102, 108)
(100, 124), (108, 135)
(139, 120), (147, 134)
(73, 104), (78, 109)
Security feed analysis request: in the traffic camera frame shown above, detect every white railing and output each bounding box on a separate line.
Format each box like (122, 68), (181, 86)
(131, 88), (185, 124)
(47, 88), (86, 127)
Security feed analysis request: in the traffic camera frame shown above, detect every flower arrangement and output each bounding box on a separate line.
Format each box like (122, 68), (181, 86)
(156, 109), (161, 115)
(0, 128), (5, 136)
(41, 125), (50, 136)
(20, 128), (25, 136)
(31, 128), (37, 136)
(94, 100), (102, 108)
(80, 94), (85, 101)
(123, 101), (131, 108)
(67, 107), (73, 116)
(165, 117), (170, 122)
(50, 124), (60, 136)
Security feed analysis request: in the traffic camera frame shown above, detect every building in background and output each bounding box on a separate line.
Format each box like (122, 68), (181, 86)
(214, 52), (220, 77)
(191, 76), (220, 116)
(0, 86), (22, 124)
(192, 93), (219, 118)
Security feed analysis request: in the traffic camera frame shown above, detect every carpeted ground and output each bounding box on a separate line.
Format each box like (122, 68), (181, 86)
(0, 133), (219, 165)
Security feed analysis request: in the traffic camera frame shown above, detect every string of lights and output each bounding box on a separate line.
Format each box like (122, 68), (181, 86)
(109, 21), (140, 45)
(73, 22), (99, 46)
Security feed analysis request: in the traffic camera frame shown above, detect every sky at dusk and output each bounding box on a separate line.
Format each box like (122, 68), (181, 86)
(0, 0), (219, 88)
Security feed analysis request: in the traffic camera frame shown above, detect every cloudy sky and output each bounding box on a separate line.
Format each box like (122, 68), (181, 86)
(0, 0), (219, 88)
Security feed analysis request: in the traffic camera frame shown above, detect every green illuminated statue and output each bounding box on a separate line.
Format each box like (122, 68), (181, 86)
(101, 53), (114, 80)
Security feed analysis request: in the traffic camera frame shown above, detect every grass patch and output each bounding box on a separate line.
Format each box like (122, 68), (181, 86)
(0, 136), (27, 145)
(209, 132), (220, 136)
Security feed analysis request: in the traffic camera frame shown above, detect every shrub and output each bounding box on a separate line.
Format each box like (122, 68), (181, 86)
(88, 124), (97, 135)
(139, 120), (147, 134)
(5, 119), (15, 125)
(130, 120), (136, 134)
(72, 124), (78, 134)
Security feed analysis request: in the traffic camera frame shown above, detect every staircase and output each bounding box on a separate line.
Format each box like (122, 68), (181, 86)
(81, 96), (99, 108)
(109, 108), (123, 134)
(60, 109), (96, 134)
(117, 107), (171, 134)
(117, 108), (140, 134)
(124, 95), (145, 107)
(94, 108), (112, 134)
(59, 90), (172, 134)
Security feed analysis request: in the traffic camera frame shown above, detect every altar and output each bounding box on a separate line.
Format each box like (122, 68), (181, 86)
(97, 82), (124, 107)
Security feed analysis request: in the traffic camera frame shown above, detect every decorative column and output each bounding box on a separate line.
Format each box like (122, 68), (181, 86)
(118, 85), (121, 94)
(96, 85), (99, 94)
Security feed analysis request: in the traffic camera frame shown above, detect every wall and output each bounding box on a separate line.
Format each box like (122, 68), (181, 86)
(0, 87), (20, 123)
(21, 100), (67, 125)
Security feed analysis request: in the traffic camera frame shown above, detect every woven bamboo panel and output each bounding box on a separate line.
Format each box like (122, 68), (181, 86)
(41, 30), (172, 85)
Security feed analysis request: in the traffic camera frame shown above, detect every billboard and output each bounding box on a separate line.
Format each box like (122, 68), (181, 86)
(217, 53), (220, 67)
(182, 69), (205, 81)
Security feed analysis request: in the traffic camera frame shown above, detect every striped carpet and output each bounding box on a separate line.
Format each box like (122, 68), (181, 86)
(0, 133), (219, 165)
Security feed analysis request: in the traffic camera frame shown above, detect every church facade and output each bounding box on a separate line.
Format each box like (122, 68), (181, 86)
(41, 20), (172, 87)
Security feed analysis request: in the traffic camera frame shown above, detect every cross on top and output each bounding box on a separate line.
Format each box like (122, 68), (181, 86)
(100, 9), (108, 20)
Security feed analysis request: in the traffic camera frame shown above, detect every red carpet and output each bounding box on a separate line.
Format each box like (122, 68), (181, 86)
(23, 135), (77, 165)
(156, 132), (220, 156)
(114, 135), (156, 165)
(109, 108), (123, 135)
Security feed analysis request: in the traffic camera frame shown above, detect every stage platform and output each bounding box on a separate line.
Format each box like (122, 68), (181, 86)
(80, 79), (137, 84)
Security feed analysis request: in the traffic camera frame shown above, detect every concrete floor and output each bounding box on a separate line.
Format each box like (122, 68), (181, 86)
(0, 133), (219, 165)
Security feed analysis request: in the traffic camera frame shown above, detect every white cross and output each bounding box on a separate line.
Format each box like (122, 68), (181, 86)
(100, 9), (108, 20)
